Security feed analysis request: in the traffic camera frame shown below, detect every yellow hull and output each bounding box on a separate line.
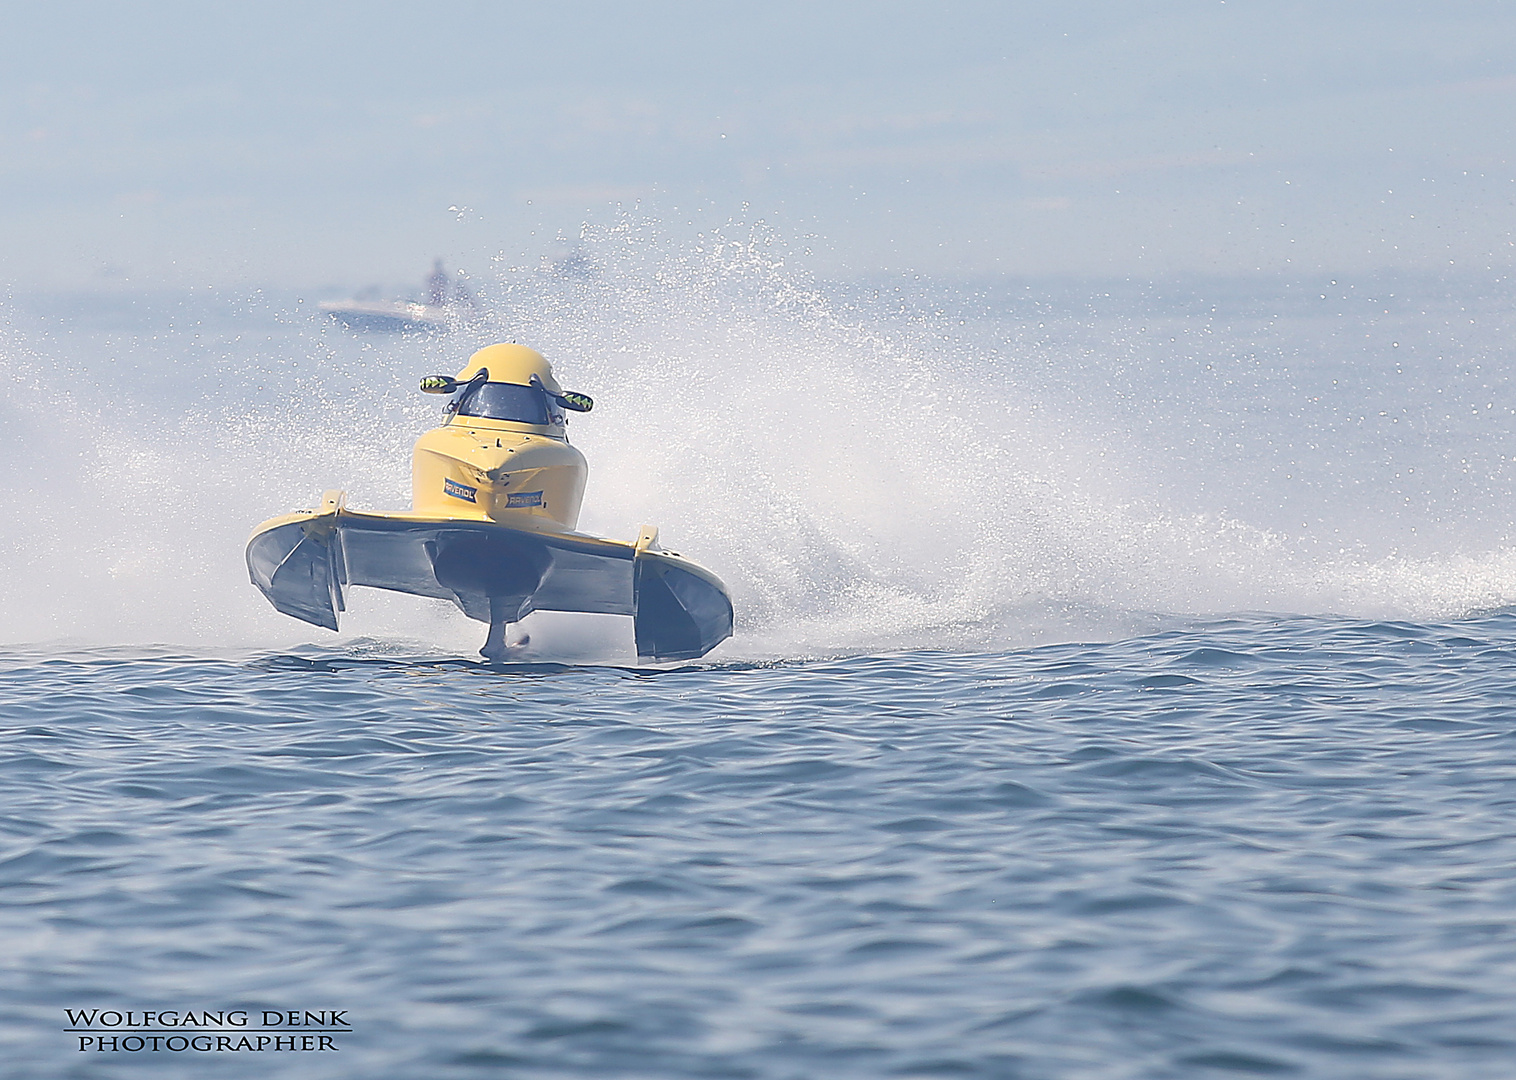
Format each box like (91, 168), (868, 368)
(410, 424), (588, 528)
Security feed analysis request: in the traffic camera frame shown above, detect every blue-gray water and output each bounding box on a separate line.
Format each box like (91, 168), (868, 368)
(4, 225), (1516, 1076)
(4, 617), (1516, 1079)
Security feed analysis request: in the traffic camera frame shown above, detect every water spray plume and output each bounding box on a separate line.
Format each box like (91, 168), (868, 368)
(3, 214), (1516, 655)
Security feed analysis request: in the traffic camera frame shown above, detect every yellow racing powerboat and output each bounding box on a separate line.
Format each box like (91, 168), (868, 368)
(246, 343), (733, 661)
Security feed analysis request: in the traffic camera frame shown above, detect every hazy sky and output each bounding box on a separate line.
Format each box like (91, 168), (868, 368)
(3, 1), (1515, 288)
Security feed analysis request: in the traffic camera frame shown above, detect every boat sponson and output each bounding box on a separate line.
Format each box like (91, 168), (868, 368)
(246, 506), (733, 661)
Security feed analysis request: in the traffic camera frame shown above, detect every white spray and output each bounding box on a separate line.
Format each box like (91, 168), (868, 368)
(3, 217), (1515, 656)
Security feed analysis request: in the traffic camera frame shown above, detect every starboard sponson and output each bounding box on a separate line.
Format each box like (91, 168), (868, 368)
(246, 493), (733, 661)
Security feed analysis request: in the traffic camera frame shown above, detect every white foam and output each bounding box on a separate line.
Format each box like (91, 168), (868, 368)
(4, 219), (1516, 656)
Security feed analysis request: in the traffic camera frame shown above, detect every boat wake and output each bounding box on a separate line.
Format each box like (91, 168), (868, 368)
(4, 215), (1516, 656)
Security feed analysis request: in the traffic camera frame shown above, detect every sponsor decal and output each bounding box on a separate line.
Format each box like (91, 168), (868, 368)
(506, 491), (544, 508)
(443, 478), (477, 503)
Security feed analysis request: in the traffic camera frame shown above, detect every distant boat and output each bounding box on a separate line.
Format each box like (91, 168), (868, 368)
(317, 298), (449, 332)
(319, 260), (477, 333)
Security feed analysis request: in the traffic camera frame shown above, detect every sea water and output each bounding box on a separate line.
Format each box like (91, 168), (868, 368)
(2, 221), (1515, 1078)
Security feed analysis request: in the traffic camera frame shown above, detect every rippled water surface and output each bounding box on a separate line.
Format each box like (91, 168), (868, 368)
(5, 612), (1516, 1079)
(6, 240), (1516, 1076)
